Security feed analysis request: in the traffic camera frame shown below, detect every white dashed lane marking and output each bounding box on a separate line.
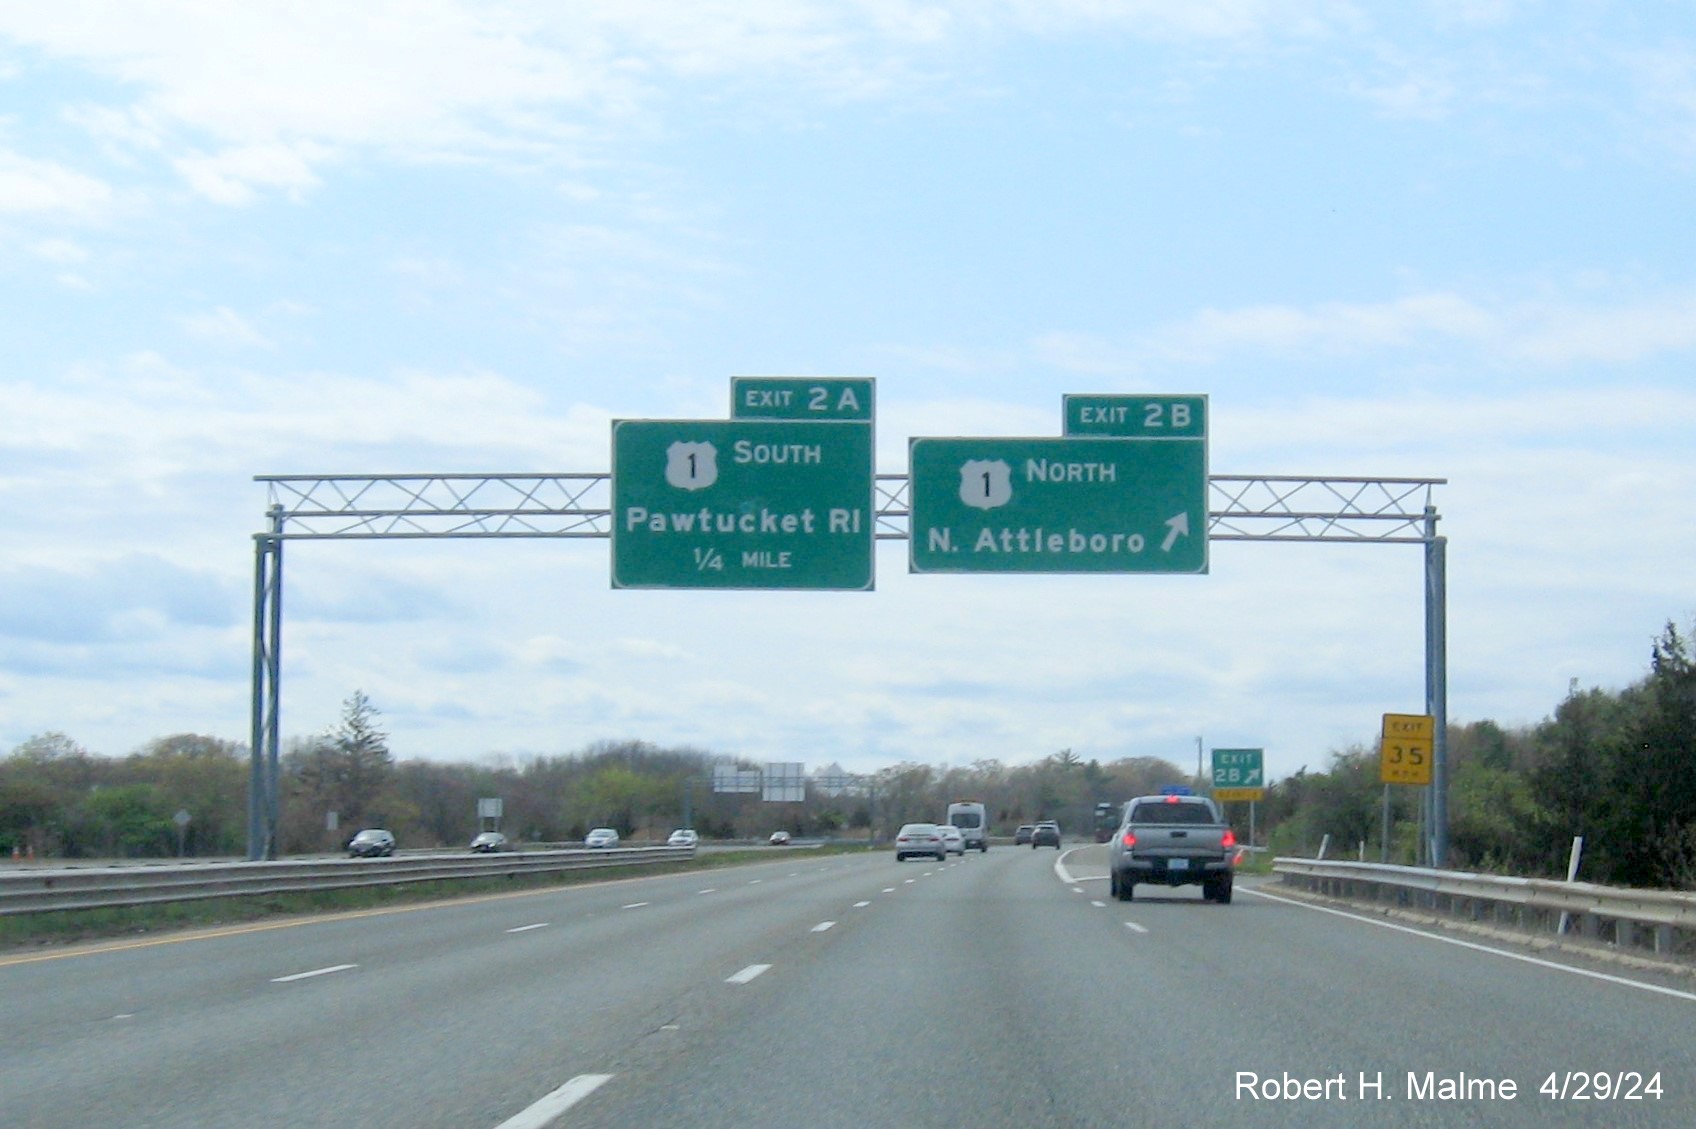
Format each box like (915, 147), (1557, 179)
(271, 964), (356, 984)
(492, 1074), (614, 1129)
(726, 964), (772, 984)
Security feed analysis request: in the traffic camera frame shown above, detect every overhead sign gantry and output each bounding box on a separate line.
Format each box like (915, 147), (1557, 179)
(249, 385), (1449, 867)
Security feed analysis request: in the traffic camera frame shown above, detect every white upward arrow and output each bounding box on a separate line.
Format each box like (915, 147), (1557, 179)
(1161, 512), (1190, 552)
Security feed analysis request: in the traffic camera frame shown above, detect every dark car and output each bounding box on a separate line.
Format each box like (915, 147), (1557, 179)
(1014, 824), (1035, 845)
(469, 831), (509, 853)
(347, 828), (395, 857)
(1031, 822), (1061, 849)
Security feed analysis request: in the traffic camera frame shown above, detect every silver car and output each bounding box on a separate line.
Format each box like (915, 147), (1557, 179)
(939, 825), (966, 856)
(347, 829), (395, 857)
(894, 822), (946, 862)
(667, 828), (699, 848)
(584, 827), (620, 848)
(469, 831), (509, 853)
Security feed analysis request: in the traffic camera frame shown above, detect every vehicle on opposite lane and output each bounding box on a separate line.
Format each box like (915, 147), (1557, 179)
(346, 829), (395, 858)
(768, 830), (792, 846)
(667, 828), (700, 847)
(468, 831), (509, 853)
(584, 828), (620, 848)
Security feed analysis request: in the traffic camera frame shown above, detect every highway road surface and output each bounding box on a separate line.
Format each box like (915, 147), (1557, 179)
(5, 844), (1694, 1128)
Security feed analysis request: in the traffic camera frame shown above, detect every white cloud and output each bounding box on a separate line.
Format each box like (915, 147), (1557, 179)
(0, 148), (112, 215)
(1624, 45), (1696, 160)
(33, 237), (87, 263)
(2, 0), (1369, 206)
(0, 358), (610, 490)
(180, 307), (273, 349)
(172, 142), (322, 206)
(1031, 288), (1696, 371)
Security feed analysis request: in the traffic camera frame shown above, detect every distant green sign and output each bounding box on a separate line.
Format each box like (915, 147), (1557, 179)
(1063, 394), (1207, 438)
(612, 419), (874, 590)
(1211, 748), (1265, 800)
(731, 377), (875, 421)
(908, 436), (1207, 574)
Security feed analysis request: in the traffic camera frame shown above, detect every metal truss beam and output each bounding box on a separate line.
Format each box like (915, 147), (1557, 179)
(260, 472), (1444, 543)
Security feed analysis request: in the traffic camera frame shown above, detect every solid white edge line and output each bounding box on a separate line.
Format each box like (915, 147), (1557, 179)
(1054, 847), (1081, 885)
(270, 963), (356, 983)
(811, 921), (836, 932)
(505, 923), (549, 934)
(1244, 886), (1696, 1003)
(726, 963), (772, 984)
(492, 1073), (614, 1129)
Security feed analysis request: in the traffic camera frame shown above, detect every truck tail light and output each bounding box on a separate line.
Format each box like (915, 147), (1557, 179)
(1221, 829), (1237, 848)
(1121, 831), (1136, 848)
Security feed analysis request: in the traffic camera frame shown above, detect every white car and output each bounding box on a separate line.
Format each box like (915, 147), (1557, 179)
(667, 828), (699, 848)
(939, 825), (966, 856)
(894, 822), (946, 862)
(584, 827), (620, 848)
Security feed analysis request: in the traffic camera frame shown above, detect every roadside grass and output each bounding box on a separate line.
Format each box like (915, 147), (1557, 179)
(0, 842), (875, 951)
(1235, 851), (1276, 876)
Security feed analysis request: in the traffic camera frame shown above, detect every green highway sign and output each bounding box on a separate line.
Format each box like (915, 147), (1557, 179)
(907, 436), (1208, 574)
(1211, 748), (1265, 801)
(612, 419), (874, 590)
(1064, 394), (1207, 438)
(731, 377), (875, 421)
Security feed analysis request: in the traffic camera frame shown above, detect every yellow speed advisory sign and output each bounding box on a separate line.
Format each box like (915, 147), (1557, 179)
(1380, 713), (1434, 785)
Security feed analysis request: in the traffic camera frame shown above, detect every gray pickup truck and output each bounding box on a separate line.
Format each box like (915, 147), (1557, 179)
(1106, 794), (1238, 903)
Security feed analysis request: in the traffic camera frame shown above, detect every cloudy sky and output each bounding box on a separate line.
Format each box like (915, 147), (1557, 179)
(3, 2), (1693, 784)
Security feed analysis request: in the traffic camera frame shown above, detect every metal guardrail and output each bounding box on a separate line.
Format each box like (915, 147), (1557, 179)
(1273, 857), (1696, 961)
(0, 847), (694, 916)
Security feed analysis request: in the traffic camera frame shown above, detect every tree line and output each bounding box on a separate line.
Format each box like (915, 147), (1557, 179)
(3, 620), (1692, 888)
(1252, 621), (1696, 889)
